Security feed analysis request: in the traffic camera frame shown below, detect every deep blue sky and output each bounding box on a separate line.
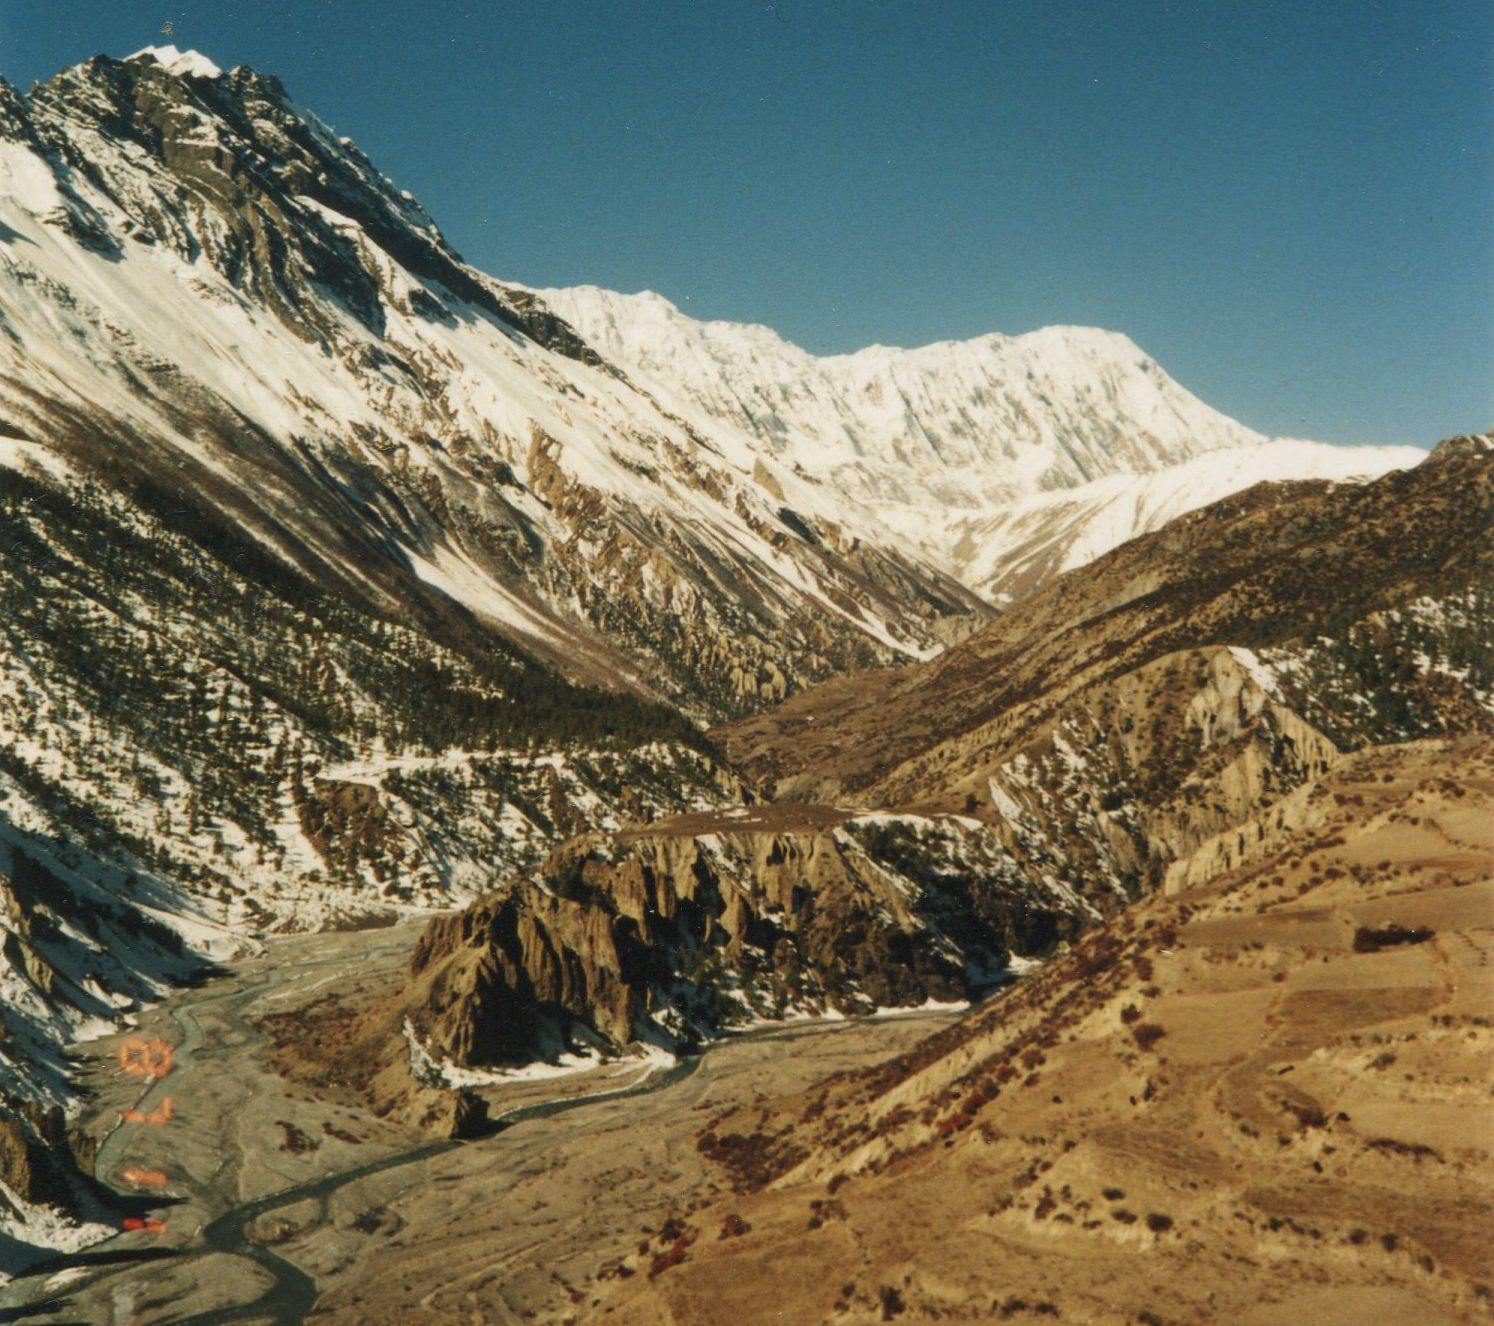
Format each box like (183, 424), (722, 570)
(4, 1), (1490, 447)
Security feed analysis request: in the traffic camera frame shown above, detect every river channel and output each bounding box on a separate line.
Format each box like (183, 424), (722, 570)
(1, 924), (963, 1325)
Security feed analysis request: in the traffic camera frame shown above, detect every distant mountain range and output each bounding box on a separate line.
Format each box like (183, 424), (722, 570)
(536, 284), (1424, 599)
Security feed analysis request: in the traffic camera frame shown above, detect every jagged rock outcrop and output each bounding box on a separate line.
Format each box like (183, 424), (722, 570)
(397, 1085), (489, 1140)
(0, 1097), (93, 1206)
(396, 806), (1086, 1070)
(408, 884), (652, 1063)
(295, 778), (396, 868)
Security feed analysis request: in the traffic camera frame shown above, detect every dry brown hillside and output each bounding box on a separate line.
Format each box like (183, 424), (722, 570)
(714, 435), (1493, 807)
(587, 737), (1494, 1326)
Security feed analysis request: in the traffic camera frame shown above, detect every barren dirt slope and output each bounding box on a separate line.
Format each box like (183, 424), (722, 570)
(587, 736), (1494, 1326)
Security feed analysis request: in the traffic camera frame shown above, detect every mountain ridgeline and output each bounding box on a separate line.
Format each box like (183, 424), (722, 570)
(385, 438), (1492, 1076)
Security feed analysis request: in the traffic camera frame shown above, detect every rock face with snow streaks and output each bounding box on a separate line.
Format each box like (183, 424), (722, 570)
(0, 49), (992, 727)
(536, 285), (1425, 600)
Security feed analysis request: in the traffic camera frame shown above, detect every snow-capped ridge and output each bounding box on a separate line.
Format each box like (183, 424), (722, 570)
(824, 321), (1147, 367)
(543, 287), (1147, 368)
(125, 45), (224, 80)
(538, 284), (1423, 592)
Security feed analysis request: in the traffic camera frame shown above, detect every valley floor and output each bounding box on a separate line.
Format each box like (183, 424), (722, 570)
(0, 921), (959, 1325)
(1, 743), (1488, 1326)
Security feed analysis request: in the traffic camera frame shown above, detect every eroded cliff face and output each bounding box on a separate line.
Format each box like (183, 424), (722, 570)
(407, 885), (651, 1064)
(920, 645), (1347, 907)
(397, 806), (1086, 1071)
(0, 1098), (95, 1208)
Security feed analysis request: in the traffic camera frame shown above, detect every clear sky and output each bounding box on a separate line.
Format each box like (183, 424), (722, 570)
(4, 1), (1490, 447)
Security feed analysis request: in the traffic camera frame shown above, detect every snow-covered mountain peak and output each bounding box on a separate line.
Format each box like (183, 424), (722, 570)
(125, 44), (225, 79)
(538, 284), (1424, 591)
(537, 284), (1273, 504)
(545, 284), (813, 366)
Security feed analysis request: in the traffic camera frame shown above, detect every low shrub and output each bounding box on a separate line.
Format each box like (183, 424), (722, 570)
(1131, 1023), (1167, 1052)
(1353, 924), (1434, 953)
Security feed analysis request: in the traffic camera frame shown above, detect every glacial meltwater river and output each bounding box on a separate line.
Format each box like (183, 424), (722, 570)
(0, 927), (966, 1325)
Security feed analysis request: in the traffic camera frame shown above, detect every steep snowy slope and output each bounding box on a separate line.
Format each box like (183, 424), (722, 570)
(0, 50), (989, 728)
(0, 440), (742, 1080)
(537, 286), (1425, 597)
